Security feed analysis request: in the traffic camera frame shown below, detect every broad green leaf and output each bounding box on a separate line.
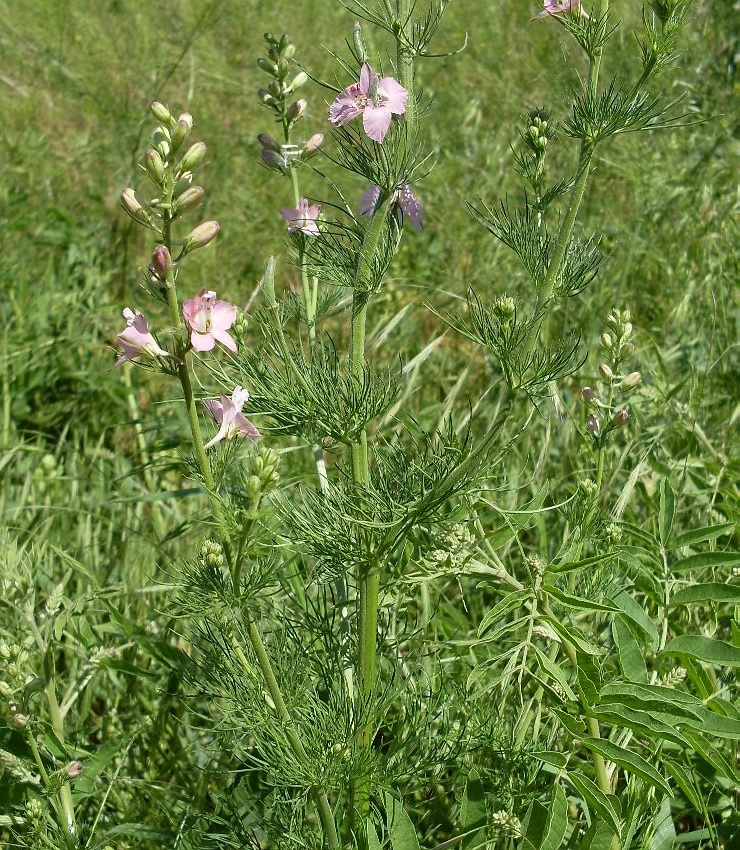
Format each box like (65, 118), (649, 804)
(610, 592), (659, 648)
(366, 819), (383, 850)
(577, 652), (602, 706)
(649, 796), (676, 850)
(683, 707), (740, 740)
(663, 635), (740, 667)
(658, 479), (675, 546)
(552, 708), (587, 740)
(593, 703), (690, 747)
(567, 773), (621, 836)
(542, 617), (605, 656)
(580, 820), (616, 850)
(384, 792), (420, 850)
(478, 590), (532, 636)
(670, 551), (740, 573)
(531, 751), (569, 770)
(548, 554), (614, 575)
(669, 522), (735, 550)
(531, 646), (578, 701)
(621, 521), (659, 548)
(681, 731), (740, 783)
(544, 585), (619, 613)
(581, 738), (672, 795)
(670, 582), (740, 606)
(460, 770), (486, 850)
(519, 785), (568, 850)
(663, 760), (702, 809)
(612, 615), (648, 683)
(599, 682), (702, 710)
(71, 739), (120, 801)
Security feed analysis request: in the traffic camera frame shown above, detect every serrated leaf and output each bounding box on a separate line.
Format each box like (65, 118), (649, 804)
(659, 479), (675, 546)
(663, 635), (740, 667)
(670, 583), (740, 606)
(478, 590), (532, 636)
(612, 615), (648, 683)
(581, 738), (672, 795)
(567, 773), (621, 836)
(669, 523), (735, 550)
(460, 770), (486, 850)
(670, 551), (740, 573)
(384, 792), (420, 850)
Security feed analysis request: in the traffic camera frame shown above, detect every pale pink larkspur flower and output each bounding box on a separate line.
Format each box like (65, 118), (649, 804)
(329, 63), (408, 143)
(359, 183), (423, 230)
(203, 386), (260, 449)
(115, 308), (174, 366)
(281, 197), (321, 236)
(182, 289), (237, 353)
(534, 0), (585, 18)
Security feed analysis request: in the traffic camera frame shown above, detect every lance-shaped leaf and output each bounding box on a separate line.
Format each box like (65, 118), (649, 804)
(581, 738), (672, 795)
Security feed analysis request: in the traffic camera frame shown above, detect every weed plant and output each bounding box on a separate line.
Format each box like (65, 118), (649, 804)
(0, 1), (737, 849)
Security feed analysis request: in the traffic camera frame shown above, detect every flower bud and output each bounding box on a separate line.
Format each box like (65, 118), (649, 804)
(581, 386), (597, 403)
(586, 414), (601, 437)
(171, 113), (193, 152)
(289, 71), (308, 91)
(600, 332), (613, 351)
(303, 133), (324, 155)
(182, 221), (220, 255)
(622, 342), (634, 357)
(612, 409), (629, 427)
(172, 185), (205, 216)
(258, 88), (279, 108)
(598, 363), (614, 380)
(248, 475), (261, 496)
(353, 22), (368, 63)
(257, 57), (278, 76)
(120, 188), (155, 227)
(149, 245), (172, 281)
(11, 713), (28, 729)
(619, 371), (641, 391)
(144, 149), (166, 186)
(260, 149), (286, 173)
(64, 760), (84, 779)
(150, 101), (173, 126)
(258, 133), (282, 152)
(179, 141), (207, 173)
(283, 43), (296, 60)
(286, 99), (307, 123)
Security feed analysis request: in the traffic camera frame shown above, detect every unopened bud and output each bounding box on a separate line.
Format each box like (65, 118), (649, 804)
(120, 188), (153, 226)
(260, 149), (286, 172)
(149, 245), (172, 280)
(586, 414), (601, 437)
(171, 113), (193, 152)
(581, 386), (597, 403)
(289, 71), (308, 92)
(11, 713), (28, 729)
(150, 101), (173, 125)
(248, 475), (261, 496)
(612, 409), (629, 427)
(283, 43), (296, 60)
(601, 332), (613, 351)
(257, 57), (278, 76)
(179, 141), (207, 173)
(286, 99), (307, 123)
(64, 760), (84, 779)
(620, 371), (641, 391)
(599, 363), (614, 380)
(258, 88), (279, 107)
(353, 22), (368, 63)
(258, 133), (282, 152)
(182, 221), (220, 255)
(303, 133), (324, 155)
(172, 185), (205, 215)
(144, 149), (166, 186)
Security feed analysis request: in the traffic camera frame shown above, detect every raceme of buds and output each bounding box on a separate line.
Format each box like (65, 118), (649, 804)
(181, 221), (220, 256)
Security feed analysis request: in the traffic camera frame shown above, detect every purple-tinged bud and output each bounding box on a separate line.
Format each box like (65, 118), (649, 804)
(599, 363), (614, 380)
(303, 133), (324, 155)
(144, 149), (166, 186)
(182, 221), (220, 255)
(171, 113), (193, 152)
(586, 414), (601, 437)
(267, 80), (281, 97)
(64, 760), (84, 779)
(612, 409), (629, 427)
(149, 245), (172, 281)
(258, 133), (282, 152)
(172, 185), (205, 215)
(258, 88), (279, 108)
(260, 149), (286, 173)
(289, 71), (308, 92)
(620, 371), (641, 391)
(179, 141), (207, 173)
(151, 101), (173, 126)
(286, 99), (307, 123)
(581, 387), (597, 403)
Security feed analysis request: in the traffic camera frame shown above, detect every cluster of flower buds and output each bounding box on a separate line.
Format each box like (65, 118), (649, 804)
(0, 642), (32, 699)
(257, 33), (310, 134)
(120, 102), (218, 261)
(492, 294), (517, 325)
(523, 108), (551, 154)
(600, 307), (635, 366)
(258, 132), (324, 174)
(650, 0), (680, 23)
(246, 446), (280, 503)
(199, 539), (226, 569)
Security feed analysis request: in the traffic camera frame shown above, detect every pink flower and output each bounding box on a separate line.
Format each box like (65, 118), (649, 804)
(329, 63), (408, 143)
(359, 183), (423, 230)
(280, 197), (321, 236)
(534, 0), (584, 18)
(203, 387), (260, 449)
(115, 308), (174, 366)
(182, 289), (237, 353)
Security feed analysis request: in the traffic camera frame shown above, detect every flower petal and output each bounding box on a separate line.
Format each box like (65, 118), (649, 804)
(362, 104), (392, 142)
(378, 77), (408, 114)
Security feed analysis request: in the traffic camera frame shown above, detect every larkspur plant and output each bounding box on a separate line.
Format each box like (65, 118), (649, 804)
(1, 1), (737, 849)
